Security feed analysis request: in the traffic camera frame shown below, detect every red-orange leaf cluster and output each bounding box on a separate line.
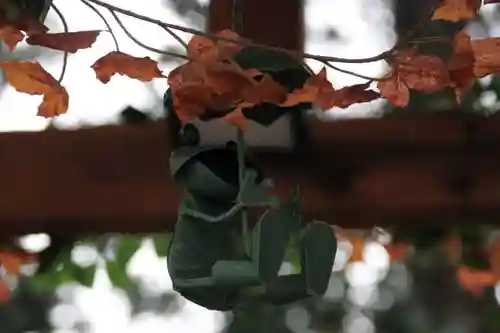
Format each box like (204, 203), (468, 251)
(168, 30), (380, 129)
(0, 0), (497, 121)
(0, 61), (69, 117)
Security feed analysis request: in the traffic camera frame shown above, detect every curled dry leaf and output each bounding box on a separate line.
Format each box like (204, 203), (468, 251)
(91, 51), (165, 83)
(0, 25), (24, 50)
(26, 30), (102, 53)
(0, 61), (69, 116)
(281, 67), (379, 110)
(38, 87), (69, 117)
(0, 60), (59, 94)
(378, 74), (410, 108)
(471, 37), (500, 78)
(432, 0), (482, 22)
(378, 49), (450, 107)
(188, 29), (245, 63)
(448, 29), (474, 103)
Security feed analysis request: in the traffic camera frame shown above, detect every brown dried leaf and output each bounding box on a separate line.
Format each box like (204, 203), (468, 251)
(26, 30), (102, 53)
(326, 83), (380, 109)
(222, 102), (253, 130)
(187, 29), (245, 63)
(38, 87), (69, 117)
(91, 51), (165, 83)
(0, 61), (59, 94)
(448, 30), (475, 103)
(471, 37), (500, 78)
(242, 73), (286, 104)
(378, 74), (410, 108)
(432, 0), (481, 22)
(0, 25), (24, 50)
(397, 50), (451, 92)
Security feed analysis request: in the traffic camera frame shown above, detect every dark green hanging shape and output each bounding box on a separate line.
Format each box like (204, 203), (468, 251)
(165, 47), (337, 311)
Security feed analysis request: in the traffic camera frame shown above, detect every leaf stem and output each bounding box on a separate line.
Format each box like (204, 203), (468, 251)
(80, 0), (120, 51)
(107, 9), (189, 59)
(84, 0), (392, 64)
(232, 0), (250, 256)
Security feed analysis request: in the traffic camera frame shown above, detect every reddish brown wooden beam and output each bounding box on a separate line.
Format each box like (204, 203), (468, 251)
(1, 114), (500, 235)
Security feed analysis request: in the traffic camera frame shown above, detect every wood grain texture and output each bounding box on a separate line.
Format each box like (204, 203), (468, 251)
(1, 114), (500, 234)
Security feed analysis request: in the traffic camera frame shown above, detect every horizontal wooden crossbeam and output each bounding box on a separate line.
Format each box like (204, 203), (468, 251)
(1, 113), (500, 235)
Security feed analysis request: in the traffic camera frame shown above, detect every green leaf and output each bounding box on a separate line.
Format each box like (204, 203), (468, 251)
(106, 260), (133, 289)
(211, 260), (260, 287)
(252, 190), (301, 283)
(115, 235), (142, 267)
(151, 233), (171, 257)
(66, 263), (96, 287)
(301, 221), (337, 295)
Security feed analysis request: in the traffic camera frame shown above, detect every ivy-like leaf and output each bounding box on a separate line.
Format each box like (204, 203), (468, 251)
(106, 260), (133, 289)
(115, 235), (142, 267)
(151, 233), (171, 257)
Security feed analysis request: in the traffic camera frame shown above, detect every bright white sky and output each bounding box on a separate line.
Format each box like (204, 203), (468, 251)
(10, 0), (396, 332)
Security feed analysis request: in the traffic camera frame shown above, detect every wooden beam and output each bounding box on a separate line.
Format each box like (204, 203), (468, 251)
(1, 114), (500, 235)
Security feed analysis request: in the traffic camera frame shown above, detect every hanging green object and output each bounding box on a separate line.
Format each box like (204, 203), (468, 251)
(164, 45), (337, 311)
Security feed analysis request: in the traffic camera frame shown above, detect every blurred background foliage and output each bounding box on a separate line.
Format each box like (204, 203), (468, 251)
(1, 1), (500, 333)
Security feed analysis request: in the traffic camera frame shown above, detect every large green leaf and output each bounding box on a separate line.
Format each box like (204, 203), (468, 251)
(65, 262), (96, 287)
(151, 233), (171, 257)
(115, 235), (142, 268)
(106, 261), (134, 289)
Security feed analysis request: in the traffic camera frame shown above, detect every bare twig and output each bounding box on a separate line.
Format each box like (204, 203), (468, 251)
(50, 3), (68, 84)
(107, 9), (189, 59)
(84, 0), (391, 64)
(80, 0), (120, 51)
(321, 61), (381, 81)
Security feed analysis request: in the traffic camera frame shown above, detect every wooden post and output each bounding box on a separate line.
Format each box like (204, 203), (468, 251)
(203, 0), (306, 150)
(207, 0), (304, 52)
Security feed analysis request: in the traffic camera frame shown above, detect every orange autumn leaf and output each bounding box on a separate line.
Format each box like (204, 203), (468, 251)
(432, 0), (482, 22)
(281, 67), (379, 110)
(0, 250), (35, 275)
(26, 30), (102, 53)
(187, 29), (245, 63)
(38, 87), (69, 117)
(328, 83), (380, 109)
(0, 61), (70, 116)
(222, 103), (253, 130)
(91, 51), (165, 83)
(456, 266), (497, 296)
(242, 73), (287, 104)
(378, 48), (450, 107)
(0, 25), (24, 50)
(471, 37), (500, 78)
(204, 62), (256, 97)
(448, 29), (475, 103)
(347, 235), (366, 263)
(0, 60), (59, 94)
(377, 75), (410, 107)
